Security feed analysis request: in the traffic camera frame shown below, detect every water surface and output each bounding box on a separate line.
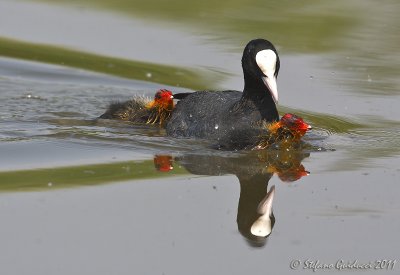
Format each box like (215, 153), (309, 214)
(0, 0), (399, 274)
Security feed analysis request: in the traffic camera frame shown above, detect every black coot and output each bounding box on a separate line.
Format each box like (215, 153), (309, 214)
(166, 39), (280, 149)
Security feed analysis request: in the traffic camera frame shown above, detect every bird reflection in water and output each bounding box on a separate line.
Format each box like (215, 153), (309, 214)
(153, 146), (309, 247)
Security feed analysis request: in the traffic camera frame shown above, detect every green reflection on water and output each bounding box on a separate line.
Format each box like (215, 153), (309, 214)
(278, 106), (364, 134)
(34, 0), (400, 97)
(0, 159), (187, 192)
(0, 37), (220, 90)
(37, 0), (358, 52)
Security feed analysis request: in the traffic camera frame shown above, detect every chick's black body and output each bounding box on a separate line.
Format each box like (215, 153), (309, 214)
(166, 39), (280, 149)
(99, 100), (148, 122)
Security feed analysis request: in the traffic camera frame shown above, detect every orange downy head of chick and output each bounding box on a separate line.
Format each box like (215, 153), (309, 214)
(147, 89), (174, 111)
(257, 114), (311, 150)
(279, 113), (311, 139)
(268, 113), (311, 139)
(146, 89), (174, 125)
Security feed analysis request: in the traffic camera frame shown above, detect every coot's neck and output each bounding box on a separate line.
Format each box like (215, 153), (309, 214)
(241, 72), (279, 122)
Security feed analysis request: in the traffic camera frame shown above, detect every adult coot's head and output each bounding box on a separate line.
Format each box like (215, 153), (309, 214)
(241, 39), (280, 104)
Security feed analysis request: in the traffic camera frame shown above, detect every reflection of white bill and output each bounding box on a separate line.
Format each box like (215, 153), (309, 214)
(250, 185), (275, 237)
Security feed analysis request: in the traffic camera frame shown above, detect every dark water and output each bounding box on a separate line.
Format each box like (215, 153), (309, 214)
(0, 0), (400, 274)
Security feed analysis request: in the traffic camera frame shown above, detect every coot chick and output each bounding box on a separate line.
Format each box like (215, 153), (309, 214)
(166, 39), (281, 149)
(99, 89), (174, 125)
(255, 113), (311, 150)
